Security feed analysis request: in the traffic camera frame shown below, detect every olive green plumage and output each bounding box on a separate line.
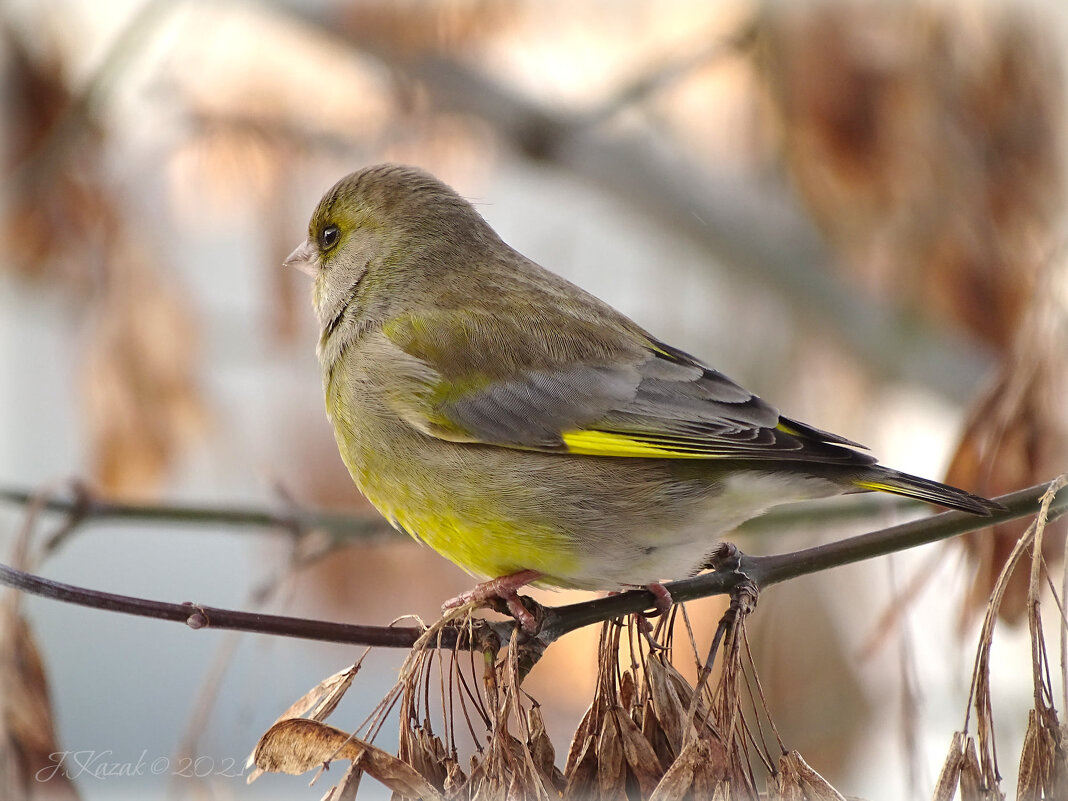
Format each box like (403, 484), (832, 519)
(286, 164), (999, 590)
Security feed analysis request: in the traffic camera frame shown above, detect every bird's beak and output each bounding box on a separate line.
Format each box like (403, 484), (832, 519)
(284, 239), (318, 277)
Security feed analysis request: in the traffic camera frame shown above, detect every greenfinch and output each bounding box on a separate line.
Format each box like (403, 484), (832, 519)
(286, 164), (999, 629)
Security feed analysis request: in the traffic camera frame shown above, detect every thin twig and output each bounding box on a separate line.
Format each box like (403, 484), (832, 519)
(0, 558), (447, 647)
(1027, 477), (1068, 709)
(1, 481), (1061, 653)
(1062, 520), (1068, 718)
(579, 21), (756, 126)
(0, 484), (388, 539)
(0, 482), (920, 541)
(539, 481), (1067, 641)
(747, 481), (1066, 590)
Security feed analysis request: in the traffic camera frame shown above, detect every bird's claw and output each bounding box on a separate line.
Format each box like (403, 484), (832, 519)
(442, 569), (542, 634)
(704, 542), (742, 573)
(640, 582), (674, 618)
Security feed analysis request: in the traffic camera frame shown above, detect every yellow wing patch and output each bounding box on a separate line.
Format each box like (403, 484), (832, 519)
(852, 479), (897, 494)
(562, 429), (727, 459)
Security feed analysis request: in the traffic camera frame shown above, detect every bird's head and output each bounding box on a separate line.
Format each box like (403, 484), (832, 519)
(285, 163), (496, 345)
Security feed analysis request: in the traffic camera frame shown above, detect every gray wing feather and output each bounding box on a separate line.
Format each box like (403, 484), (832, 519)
(444, 346), (783, 449)
(386, 328), (870, 464)
(449, 363), (641, 446)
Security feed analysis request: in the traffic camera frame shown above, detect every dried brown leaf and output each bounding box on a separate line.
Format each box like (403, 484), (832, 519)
(0, 602), (79, 801)
(759, 5), (899, 231)
(253, 719), (444, 801)
(505, 771), (526, 801)
(464, 688), (551, 801)
(3, 173), (114, 288)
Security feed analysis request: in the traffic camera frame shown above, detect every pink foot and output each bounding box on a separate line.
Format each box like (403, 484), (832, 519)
(646, 582), (673, 617)
(443, 569), (542, 633)
(608, 583), (674, 617)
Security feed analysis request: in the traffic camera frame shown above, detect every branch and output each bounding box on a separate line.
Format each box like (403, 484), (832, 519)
(0, 481), (925, 541)
(0, 483), (392, 545)
(0, 558), (459, 648)
(579, 21), (757, 125)
(1, 480), (1062, 650)
(538, 480), (1067, 640)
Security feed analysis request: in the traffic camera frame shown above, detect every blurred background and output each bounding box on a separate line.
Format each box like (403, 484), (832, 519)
(1, 0), (1066, 798)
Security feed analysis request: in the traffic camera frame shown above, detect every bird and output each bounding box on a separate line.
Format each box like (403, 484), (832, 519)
(285, 163), (1001, 631)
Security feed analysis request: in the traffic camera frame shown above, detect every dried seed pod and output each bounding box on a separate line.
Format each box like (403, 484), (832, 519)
(647, 735), (710, 801)
(596, 717), (627, 800)
(645, 655), (693, 757)
(563, 703), (596, 777)
(562, 734), (598, 800)
(775, 750), (847, 801)
(253, 719), (445, 801)
(931, 731), (966, 801)
(619, 668), (637, 712)
(614, 706), (664, 795)
(526, 705), (563, 791)
(0, 605), (78, 801)
(958, 737), (993, 801)
(1016, 707), (1068, 801)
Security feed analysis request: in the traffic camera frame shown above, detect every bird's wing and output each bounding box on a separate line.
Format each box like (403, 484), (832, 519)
(378, 311), (874, 465)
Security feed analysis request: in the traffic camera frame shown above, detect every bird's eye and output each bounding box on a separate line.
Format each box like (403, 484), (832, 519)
(319, 224), (341, 250)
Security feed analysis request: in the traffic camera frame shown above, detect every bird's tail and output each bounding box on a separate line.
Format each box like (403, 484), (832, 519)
(854, 468), (1004, 515)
